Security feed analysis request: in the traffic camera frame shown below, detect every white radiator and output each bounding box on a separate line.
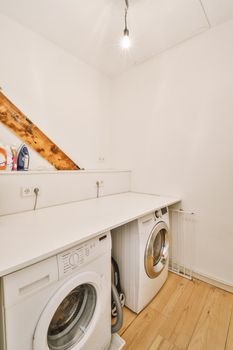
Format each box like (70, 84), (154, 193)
(169, 209), (195, 280)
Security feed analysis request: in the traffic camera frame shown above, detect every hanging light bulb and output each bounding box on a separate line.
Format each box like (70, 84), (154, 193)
(121, 28), (131, 49)
(121, 0), (131, 50)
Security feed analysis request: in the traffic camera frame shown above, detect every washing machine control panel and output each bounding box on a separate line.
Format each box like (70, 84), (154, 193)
(155, 209), (162, 218)
(58, 242), (96, 277)
(155, 207), (168, 219)
(57, 232), (110, 278)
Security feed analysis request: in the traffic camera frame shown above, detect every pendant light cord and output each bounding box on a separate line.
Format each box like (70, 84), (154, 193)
(121, 0), (131, 48)
(124, 0), (129, 31)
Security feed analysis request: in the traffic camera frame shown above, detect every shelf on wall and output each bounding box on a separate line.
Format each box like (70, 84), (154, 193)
(0, 169), (131, 175)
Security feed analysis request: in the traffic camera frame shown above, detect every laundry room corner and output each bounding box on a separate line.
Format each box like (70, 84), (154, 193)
(109, 18), (233, 289)
(1, 1), (233, 350)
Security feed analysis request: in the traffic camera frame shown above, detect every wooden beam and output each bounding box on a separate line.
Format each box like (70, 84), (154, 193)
(0, 91), (80, 170)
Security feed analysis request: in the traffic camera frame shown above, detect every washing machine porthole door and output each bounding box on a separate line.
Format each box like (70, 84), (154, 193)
(47, 284), (96, 350)
(145, 221), (169, 279)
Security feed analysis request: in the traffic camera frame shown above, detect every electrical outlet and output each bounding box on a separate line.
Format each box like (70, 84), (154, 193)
(21, 187), (41, 197)
(98, 156), (105, 163)
(95, 180), (104, 188)
(21, 187), (34, 197)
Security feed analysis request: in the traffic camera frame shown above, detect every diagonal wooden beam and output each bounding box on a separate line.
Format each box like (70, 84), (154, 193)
(0, 91), (80, 170)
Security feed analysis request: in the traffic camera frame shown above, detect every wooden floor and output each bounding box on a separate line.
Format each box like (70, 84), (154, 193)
(117, 273), (233, 350)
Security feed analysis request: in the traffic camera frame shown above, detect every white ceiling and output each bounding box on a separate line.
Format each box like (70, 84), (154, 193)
(201, 0), (233, 26)
(0, 0), (233, 77)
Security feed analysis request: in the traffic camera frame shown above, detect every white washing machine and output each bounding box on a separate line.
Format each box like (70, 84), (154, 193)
(0, 232), (111, 350)
(111, 208), (169, 314)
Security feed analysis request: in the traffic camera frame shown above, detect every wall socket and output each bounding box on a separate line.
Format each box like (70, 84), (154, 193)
(21, 187), (41, 197)
(95, 180), (104, 188)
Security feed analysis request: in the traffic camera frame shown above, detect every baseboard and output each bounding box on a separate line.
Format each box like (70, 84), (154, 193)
(193, 271), (233, 294)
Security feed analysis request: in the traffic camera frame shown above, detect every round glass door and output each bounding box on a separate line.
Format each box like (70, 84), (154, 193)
(145, 222), (169, 279)
(47, 284), (96, 350)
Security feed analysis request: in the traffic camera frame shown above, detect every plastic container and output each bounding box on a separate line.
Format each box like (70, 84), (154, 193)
(5, 145), (13, 171)
(108, 334), (126, 350)
(11, 146), (17, 171)
(0, 144), (7, 170)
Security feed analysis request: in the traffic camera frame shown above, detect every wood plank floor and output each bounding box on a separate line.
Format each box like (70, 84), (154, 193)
(118, 273), (233, 350)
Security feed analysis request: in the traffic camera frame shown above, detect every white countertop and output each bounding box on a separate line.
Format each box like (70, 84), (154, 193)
(0, 192), (180, 277)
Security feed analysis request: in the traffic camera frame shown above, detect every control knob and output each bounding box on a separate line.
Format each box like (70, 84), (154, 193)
(155, 210), (162, 219)
(69, 253), (79, 266)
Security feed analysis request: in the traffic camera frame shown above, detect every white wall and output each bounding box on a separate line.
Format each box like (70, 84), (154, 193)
(111, 19), (233, 286)
(0, 170), (131, 216)
(0, 13), (111, 170)
(1, 9), (233, 287)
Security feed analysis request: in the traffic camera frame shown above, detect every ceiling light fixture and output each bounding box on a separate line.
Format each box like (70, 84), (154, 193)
(121, 0), (131, 50)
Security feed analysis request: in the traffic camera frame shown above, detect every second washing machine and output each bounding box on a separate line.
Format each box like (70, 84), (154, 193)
(111, 207), (169, 314)
(0, 232), (111, 350)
